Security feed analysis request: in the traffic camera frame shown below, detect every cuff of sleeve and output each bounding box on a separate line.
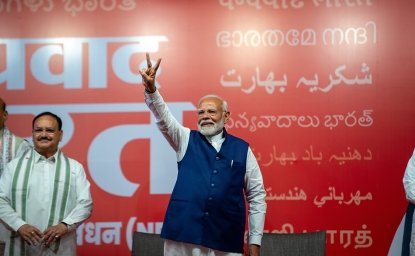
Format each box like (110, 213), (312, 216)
(61, 221), (77, 232)
(144, 89), (161, 100)
(144, 88), (159, 96)
(12, 219), (27, 232)
(248, 235), (262, 246)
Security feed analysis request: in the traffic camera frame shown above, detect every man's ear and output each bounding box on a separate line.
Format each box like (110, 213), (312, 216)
(224, 111), (231, 124)
(3, 110), (8, 121)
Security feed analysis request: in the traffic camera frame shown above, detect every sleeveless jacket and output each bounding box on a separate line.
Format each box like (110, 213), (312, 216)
(161, 129), (249, 253)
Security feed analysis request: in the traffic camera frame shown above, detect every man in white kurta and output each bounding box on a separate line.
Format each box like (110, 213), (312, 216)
(0, 112), (92, 256)
(139, 53), (266, 256)
(0, 97), (32, 250)
(146, 90), (267, 256)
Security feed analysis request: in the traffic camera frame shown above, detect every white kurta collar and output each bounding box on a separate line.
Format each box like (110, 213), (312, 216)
(34, 149), (59, 163)
(205, 130), (224, 143)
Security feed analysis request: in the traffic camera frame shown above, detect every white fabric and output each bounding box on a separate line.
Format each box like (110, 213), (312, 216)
(145, 90), (266, 255)
(0, 149), (92, 256)
(0, 127), (32, 252)
(404, 149), (415, 256)
(404, 149), (415, 203)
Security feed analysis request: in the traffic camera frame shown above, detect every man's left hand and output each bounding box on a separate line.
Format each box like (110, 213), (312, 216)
(42, 223), (68, 246)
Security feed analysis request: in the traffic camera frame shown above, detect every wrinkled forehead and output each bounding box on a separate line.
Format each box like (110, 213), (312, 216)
(198, 97), (223, 110)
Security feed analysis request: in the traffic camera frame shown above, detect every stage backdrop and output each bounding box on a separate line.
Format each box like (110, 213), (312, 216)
(1, 0), (415, 255)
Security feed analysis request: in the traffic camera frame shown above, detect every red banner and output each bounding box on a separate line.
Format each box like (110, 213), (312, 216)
(1, 0), (415, 255)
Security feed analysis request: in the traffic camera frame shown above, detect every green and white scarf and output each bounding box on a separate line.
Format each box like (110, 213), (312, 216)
(8, 149), (71, 256)
(0, 127), (26, 177)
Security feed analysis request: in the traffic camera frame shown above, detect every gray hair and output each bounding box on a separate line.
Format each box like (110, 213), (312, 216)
(198, 94), (228, 112)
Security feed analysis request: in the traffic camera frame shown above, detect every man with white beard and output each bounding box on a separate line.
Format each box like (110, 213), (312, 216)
(139, 53), (266, 256)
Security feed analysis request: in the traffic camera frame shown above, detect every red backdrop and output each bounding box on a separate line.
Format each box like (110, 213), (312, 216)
(1, 0), (415, 255)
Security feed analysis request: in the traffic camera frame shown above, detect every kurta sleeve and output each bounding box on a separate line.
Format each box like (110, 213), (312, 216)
(144, 90), (190, 161)
(244, 147), (267, 246)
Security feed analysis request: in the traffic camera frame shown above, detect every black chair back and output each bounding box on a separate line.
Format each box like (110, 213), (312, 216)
(260, 230), (326, 256)
(131, 232), (164, 256)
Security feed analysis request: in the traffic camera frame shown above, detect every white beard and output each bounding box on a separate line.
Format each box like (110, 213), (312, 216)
(198, 119), (225, 136)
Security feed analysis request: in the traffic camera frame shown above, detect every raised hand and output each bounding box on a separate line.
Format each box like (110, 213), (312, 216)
(139, 52), (162, 93)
